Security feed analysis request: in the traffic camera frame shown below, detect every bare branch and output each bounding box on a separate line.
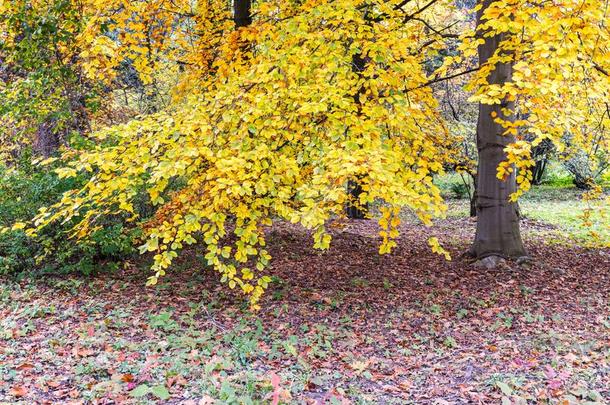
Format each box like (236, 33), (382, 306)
(408, 67), (480, 93)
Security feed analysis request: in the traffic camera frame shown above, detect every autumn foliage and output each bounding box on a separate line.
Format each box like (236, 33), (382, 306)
(1, 0), (608, 306)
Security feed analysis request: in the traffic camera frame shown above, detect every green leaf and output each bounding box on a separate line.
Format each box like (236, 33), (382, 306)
(151, 385), (170, 400)
(130, 384), (150, 397)
(496, 381), (512, 396)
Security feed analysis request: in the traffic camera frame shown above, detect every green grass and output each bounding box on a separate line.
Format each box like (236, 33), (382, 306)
(438, 172), (610, 247)
(520, 198), (609, 246)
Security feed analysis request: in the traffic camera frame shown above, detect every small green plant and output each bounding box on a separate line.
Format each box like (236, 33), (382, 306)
(48, 278), (84, 294)
(443, 336), (458, 348)
(148, 311), (179, 332)
(449, 182), (470, 199)
(519, 285), (535, 297)
(492, 312), (514, 330)
(429, 304), (442, 315)
(350, 277), (369, 288)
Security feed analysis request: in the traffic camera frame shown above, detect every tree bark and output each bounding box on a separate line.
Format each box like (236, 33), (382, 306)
(345, 53), (369, 219)
(469, 173), (478, 218)
(234, 0), (252, 28)
(33, 119), (60, 158)
(346, 179), (367, 219)
(469, 0), (526, 259)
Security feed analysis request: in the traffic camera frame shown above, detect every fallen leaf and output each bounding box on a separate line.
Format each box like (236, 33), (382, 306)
(496, 381), (512, 396)
(151, 385), (170, 400)
(10, 385), (27, 397)
(16, 362), (34, 370)
(130, 384), (150, 398)
(121, 374), (134, 383)
(270, 373), (281, 405)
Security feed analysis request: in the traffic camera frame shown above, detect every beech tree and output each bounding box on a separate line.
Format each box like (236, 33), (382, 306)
(18, 0), (455, 307)
(461, 0), (610, 259)
(469, 0), (526, 260)
(3, 0), (608, 305)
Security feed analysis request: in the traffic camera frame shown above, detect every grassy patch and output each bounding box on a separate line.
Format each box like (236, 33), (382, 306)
(438, 172), (609, 247)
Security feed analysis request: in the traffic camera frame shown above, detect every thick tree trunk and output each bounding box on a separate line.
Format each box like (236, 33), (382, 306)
(470, 0), (526, 259)
(234, 0), (252, 28)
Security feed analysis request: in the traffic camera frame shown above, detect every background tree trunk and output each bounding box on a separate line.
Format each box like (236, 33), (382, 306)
(470, 0), (527, 259)
(346, 179), (366, 219)
(234, 0), (252, 28)
(469, 174), (478, 217)
(345, 53), (369, 219)
(33, 119), (60, 158)
(531, 158), (547, 185)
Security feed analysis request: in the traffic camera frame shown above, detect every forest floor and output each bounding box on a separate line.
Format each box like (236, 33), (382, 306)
(1, 199), (609, 404)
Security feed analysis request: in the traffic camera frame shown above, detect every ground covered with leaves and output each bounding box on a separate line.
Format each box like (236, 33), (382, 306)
(1, 217), (609, 404)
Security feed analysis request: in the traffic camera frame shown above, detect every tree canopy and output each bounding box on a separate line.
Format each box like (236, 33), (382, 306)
(1, 0), (608, 307)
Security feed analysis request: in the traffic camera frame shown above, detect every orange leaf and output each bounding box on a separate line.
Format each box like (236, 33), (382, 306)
(121, 374), (134, 383)
(10, 385), (27, 397)
(16, 362), (34, 370)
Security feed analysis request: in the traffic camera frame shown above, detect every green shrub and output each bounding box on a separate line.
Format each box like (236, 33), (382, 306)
(435, 173), (473, 199)
(539, 162), (574, 187)
(0, 160), (136, 276)
(449, 182), (470, 199)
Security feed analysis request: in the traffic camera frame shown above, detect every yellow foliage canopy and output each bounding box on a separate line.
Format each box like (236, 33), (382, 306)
(6, 0), (608, 303)
(30, 0), (456, 306)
